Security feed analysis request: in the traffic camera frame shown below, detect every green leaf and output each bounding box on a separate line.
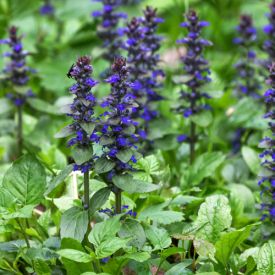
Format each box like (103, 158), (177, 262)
(2, 154), (46, 205)
(95, 237), (130, 259)
(195, 195), (232, 243)
(61, 238), (93, 275)
(113, 174), (159, 194)
(166, 262), (193, 275)
(27, 98), (61, 115)
(80, 122), (96, 135)
(88, 215), (121, 247)
(191, 111), (213, 127)
(139, 202), (184, 225)
(45, 164), (73, 197)
(145, 226), (171, 250)
(119, 219), (146, 250)
(0, 240), (26, 252)
(194, 239), (216, 263)
(71, 146), (92, 165)
(0, 98), (12, 114)
(189, 152), (225, 185)
(60, 207), (89, 242)
(81, 273), (111, 275)
(94, 157), (115, 174)
(90, 187), (111, 215)
(116, 149), (133, 163)
(55, 125), (74, 138)
(139, 209), (183, 225)
(33, 259), (51, 275)
(215, 224), (257, 267)
(57, 249), (93, 263)
(258, 240), (275, 275)
(117, 252), (150, 263)
(99, 136), (115, 146)
(241, 146), (260, 175)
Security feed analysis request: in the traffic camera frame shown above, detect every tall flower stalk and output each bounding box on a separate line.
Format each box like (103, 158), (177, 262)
(258, 63), (275, 222)
(263, 0), (275, 66)
(92, 0), (127, 63)
(175, 10), (212, 164)
(100, 57), (139, 214)
(0, 26), (34, 157)
(233, 15), (261, 98)
(66, 56), (99, 211)
(124, 6), (164, 139)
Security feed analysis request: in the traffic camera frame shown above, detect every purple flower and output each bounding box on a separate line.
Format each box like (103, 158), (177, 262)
(258, 63), (275, 222)
(92, 0), (127, 62)
(233, 15), (261, 99)
(263, 1), (275, 65)
(40, 1), (54, 16)
(66, 56), (98, 173)
(1, 26), (33, 106)
(99, 57), (140, 175)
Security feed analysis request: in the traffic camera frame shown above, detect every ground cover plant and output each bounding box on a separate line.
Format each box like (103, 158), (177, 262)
(0, 0), (275, 274)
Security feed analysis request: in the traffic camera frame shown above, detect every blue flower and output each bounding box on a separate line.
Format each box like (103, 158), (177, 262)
(66, 56), (99, 173)
(259, 63), (275, 222)
(1, 26), (33, 106)
(263, 1), (275, 66)
(233, 15), (261, 99)
(40, 1), (55, 16)
(99, 57), (140, 175)
(92, 0), (127, 62)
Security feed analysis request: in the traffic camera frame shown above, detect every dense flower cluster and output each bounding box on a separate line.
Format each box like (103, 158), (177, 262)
(0, 26), (34, 106)
(175, 10), (212, 142)
(233, 15), (261, 98)
(100, 57), (139, 179)
(40, 0), (55, 16)
(263, 0), (275, 65)
(124, 7), (164, 138)
(67, 56), (99, 173)
(92, 0), (127, 62)
(259, 63), (275, 221)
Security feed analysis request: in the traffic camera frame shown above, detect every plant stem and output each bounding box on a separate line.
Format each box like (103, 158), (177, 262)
(190, 121), (196, 164)
(17, 105), (23, 157)
(16, 218), (30, 248)
(83, 171), (90, 211)
(114, 187), (122, 214)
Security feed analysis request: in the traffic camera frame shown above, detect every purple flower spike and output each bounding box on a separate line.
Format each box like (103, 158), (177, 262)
(99, 57), (140, 175)
(92, 0), (127, 62)
(1, 26), (34, 106)
(233, 15), (261, 99)
(124, 6), (165, 140)
(66, 56), (98, 173)
(175, 10), (212, 119)
(258, 63), (275, 222)
(263, 1), (275, 65)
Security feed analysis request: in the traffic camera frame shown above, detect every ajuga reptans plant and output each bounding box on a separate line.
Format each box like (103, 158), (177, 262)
(263, 0), (275, 66)
(175, 10), (212, 164)
(0, 26), (34, 156)
(124, 7), (164, 140)
(66, 56), (99, 210)
(92, 0), (127, 63)
(233, 15), (261, 99)
(99, 57), (139, 214)
(258, 63), (275, 222)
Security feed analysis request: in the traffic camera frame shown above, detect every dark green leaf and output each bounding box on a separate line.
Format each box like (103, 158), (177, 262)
(90, 187), (111, 215)
(116, 149), (133, 163)
(2, 154), (46, 205)
(71, 146), (92, 165)
(60, 207), (89, 242)
(113, 174), (159, 194)
(94, 157), (115, 174)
